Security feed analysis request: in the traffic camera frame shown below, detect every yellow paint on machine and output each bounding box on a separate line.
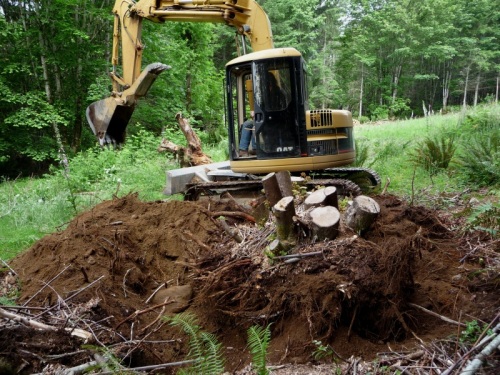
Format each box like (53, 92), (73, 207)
(230, 152), (356, 174)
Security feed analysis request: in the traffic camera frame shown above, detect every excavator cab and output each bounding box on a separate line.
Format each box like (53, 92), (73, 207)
(228, 48), (357, 175)
(227, 49), (306, 164)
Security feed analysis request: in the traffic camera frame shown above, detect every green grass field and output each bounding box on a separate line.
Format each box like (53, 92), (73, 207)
(1, 106), (498, 260)
(355, 113), (466, 197)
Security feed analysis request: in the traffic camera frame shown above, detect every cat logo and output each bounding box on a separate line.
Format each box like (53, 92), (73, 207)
(277, 146), (294, 152)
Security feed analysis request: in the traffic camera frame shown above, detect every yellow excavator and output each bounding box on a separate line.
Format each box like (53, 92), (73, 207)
(86, 0), (380, 198)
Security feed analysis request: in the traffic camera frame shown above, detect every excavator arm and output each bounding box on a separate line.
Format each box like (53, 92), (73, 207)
(87, 0), (274, 145)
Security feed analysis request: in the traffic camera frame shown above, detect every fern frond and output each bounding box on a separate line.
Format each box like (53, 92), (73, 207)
(168, 312), (204, 361)
(167, 313), (225, 374)
(247, 324), (271, 375)
(199, 332), (225, 374)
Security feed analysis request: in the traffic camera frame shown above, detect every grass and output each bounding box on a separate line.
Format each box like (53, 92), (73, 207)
(355, 112), (466, 199)
(1, 106), (498, 260)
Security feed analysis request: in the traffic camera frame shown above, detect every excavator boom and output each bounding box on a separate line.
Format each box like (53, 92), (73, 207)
(86, 0), (273, 145)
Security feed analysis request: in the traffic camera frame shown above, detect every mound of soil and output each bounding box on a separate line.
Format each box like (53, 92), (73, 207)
(1, 193), (497, 373)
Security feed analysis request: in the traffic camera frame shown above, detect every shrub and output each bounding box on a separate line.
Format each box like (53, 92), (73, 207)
(459, 106), (500, 134)
(410, 132), (457, 175)
(369, 105), (389, 121)
(358, 116), (370, 124)
(353, 139), (369, 167)
(466, 202), (499, 238)
(454, 130), (499, 187)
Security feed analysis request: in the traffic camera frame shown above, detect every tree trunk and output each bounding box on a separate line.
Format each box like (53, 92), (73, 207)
(321, 30), (328, 109)
(358, 63), (364, 119)
(473, 72), (480, 107)
(496, 75), (499, 104)
(391, 65), (402, 105)
(38, 27), (69, 174)
(345, 195), (380, 234)
(442, 65), (452, 111)
(173, 113), (213, 167)
(462, 65), (470, 110)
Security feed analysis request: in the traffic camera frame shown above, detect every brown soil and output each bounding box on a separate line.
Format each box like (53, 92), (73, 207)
(1, 193), (498, 374)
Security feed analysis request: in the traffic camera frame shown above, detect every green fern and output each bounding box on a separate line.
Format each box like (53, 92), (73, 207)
(247, 324), (272, 375)
(167, 312), (225, 374)
(410, 132), (457, 175)
(455, 130), (499, 187)
(199, 332), (225, 374)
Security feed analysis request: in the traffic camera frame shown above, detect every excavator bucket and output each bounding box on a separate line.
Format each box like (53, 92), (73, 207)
(86, 62), (170, 146)
(86, 97), (134, 146)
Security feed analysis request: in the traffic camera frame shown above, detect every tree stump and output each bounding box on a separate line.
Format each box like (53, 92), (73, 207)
(308, 206), (340, 241)
(157, 113), (212, 167)
(345, 195), (380, 234)
(273, 196), (296, 241)
(304, 186), (338, 209)
(262, 171), (293, 207)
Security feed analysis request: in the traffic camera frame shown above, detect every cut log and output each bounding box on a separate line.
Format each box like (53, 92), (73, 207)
(304, 186), (338, 209)
(262, 171), (294, 207)
(345, 195), (380, 234)
(308, 206), (340, 241)
(262, 173), (281, 207)
(275, 171), (294, 197)
(272, 196), (296, 241)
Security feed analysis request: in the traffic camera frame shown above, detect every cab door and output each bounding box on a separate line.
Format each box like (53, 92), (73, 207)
(252, 59), (300, 159)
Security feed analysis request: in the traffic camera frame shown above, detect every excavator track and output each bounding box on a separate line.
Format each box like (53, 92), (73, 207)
(184, 177), (363, 201)
(320, 167), (381, 191)
(184, 180), (264, 201)
(305, 178), (362, 197)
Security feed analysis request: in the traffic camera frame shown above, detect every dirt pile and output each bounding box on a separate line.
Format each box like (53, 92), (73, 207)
(1, 193), (498, 373)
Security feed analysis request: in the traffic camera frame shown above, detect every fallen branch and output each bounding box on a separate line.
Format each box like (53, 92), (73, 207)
(145, 283), (166, 304)
(115, 299), (174, 329)
(185, 230), (212, 252)
(123, 268), (133, 298)
(33, 361), (98, 375)
(0, 307), (92, 341)
(0, 258), (17, 275)
(211, 210), (256, 223)
(34, 275), (105, 319)
(218, 218), (243, 243)
(274, 251), (323, 260)
(0, 307), (58, 331)
(381, 177), (391, 195)
(460, 329), (500, 375)
(409, 303), (466, 327)
(442, 319), (500, 375)
(96, 359), (198, 374)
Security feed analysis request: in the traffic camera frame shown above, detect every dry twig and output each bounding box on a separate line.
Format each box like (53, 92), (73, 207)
(409, 302), (466, 327)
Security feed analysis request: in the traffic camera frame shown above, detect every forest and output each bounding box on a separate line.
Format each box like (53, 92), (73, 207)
(0, 0), (499, 178)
